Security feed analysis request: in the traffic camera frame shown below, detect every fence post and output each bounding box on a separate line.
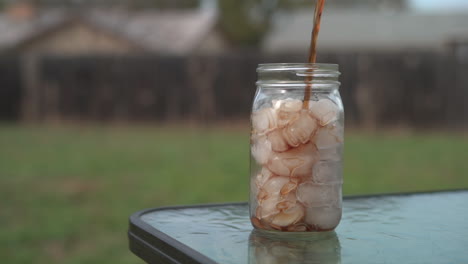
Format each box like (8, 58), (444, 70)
(187, 56), (218, 122)
(20, 54), (41, 122)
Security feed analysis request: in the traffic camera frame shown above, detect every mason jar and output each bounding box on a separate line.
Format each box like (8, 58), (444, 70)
(249, 63), (343, 232)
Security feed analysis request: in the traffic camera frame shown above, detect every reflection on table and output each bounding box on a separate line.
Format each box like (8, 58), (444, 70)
(249, 230), (341, 264)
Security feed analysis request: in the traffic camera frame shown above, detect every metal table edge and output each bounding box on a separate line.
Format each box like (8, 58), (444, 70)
(128, 231), (182, 264)
(129, 202), (246, 264)
(342, 188), (468, 200)
(128, 189), (468, 264)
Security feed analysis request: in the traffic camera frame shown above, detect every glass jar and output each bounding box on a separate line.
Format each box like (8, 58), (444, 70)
(249, 63), (343, 232)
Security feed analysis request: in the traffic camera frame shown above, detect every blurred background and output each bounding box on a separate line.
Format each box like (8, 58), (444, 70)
(0, 0), (467, 263)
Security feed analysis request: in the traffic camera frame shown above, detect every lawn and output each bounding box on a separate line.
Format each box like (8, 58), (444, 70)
(1, 124), (467, 263)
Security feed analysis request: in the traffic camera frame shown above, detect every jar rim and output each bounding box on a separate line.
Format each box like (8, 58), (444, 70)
(256, 63), (340, 89)
(257, 63), (339, 72)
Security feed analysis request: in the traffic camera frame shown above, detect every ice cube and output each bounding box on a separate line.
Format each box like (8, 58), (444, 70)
(304, 206), (342, 230)
(272, 99), (282, 110)
(252, 107), (277, 134)
(267, 129), (289, 152)
(258, 191), (295, 220)
(257, 198), (281, 219)
(271, 203), (305, 227)
(317, 145), (342, 162)
(314, 128), (337, 149)
(313, 161), (342, 184)
(274, 99), (303, 111)
(253, 168), (272, 202)
(267, 156), (292, 177)
(282, 110), (318, 147)
(280, 178), (300, 196)
(261, 176), (290, 197)
(251, 135), (272, 165)
(276, 99), (302, 127)
(267, 142), (318, 177)
(314, 123), (343, 150)
(309, 99), (339, 126)
(296, 182), (339, 207)
(255, 167), (274, 188)
(257, 176), (296, 220)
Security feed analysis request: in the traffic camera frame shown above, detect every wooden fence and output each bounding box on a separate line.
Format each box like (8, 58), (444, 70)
(0, 52), (466, 128)
(0, 57), (21, 120)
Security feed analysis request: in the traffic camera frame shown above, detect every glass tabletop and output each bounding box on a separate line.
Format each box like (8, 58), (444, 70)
(130, 190), (468, 264)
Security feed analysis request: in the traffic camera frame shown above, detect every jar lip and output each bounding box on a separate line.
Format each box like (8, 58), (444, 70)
(257, 63), (339, 72)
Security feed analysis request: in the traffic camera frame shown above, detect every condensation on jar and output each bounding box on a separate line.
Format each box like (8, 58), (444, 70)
(249, 63), (344, 232)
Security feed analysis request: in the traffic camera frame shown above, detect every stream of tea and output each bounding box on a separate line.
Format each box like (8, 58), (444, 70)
(303, 0), (326, 109)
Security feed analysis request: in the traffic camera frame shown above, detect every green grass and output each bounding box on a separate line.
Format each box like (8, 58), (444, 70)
(0, 124), (467, 263)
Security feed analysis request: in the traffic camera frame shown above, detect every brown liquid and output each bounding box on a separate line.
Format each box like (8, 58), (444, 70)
(303, 0), (326, 109)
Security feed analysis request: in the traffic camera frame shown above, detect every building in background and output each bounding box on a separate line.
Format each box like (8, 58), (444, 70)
(0, 2), (226, 56)
(0, 1), (228, 122)
(320, 0), (407, 10)
(262, 10), (468, 53)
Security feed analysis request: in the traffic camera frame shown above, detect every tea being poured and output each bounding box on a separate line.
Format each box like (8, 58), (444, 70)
(303, 0), (326, 108)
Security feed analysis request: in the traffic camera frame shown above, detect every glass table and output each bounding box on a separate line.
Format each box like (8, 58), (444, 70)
(128, 190), (468, 264)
